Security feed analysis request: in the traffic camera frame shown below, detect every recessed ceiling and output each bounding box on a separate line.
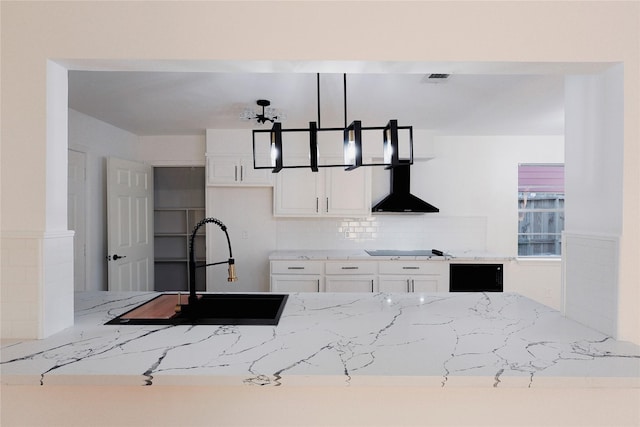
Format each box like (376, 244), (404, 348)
(68, 70), (565, 136)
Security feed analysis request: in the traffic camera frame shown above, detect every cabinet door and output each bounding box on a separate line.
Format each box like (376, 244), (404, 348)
(411, 276), (440, 293)
(379, 276), (411, 293)
(238, 156), (273, 185)
(325, 276), (376, 292)
(271, 275), (321, 292)
(207, 155), (272, 186)
(207, 156), (239, 185)
(274, 167), (322, 216)
(325, 167), (371, 216)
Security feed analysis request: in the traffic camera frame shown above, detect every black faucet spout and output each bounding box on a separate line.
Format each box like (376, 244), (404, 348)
(187, 218), (237, 308)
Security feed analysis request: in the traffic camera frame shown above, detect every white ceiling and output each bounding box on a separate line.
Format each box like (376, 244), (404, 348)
(68, 69), (566, 136)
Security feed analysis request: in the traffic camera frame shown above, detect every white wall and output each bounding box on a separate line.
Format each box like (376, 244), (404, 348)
(2, 1), (638, 345)
(3, 384), (639, 427)
(563, 66), (625, 336)
(423, 135), (565, 254)
(565, 67), (624, 235)
(68, 109), (139, 291)
(207, 187), (277, 292)
(137, 135), (205, 166)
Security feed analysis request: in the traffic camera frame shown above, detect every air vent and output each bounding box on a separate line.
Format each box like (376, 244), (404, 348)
(422, 73), (451, 84)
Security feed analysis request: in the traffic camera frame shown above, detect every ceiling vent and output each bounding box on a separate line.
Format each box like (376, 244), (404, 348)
(423, 73), (451, 84)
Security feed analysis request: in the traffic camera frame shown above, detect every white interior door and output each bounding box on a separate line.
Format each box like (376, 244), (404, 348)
(107, 157), (154, 291)
(68, 149), (87, 291)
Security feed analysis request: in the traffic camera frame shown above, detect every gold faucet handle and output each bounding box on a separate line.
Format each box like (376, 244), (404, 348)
(228, 259), (238, 282)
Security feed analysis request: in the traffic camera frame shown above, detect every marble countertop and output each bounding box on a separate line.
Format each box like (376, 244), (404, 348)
(269, 249), (514, 261)
(2, 291), (638, 388)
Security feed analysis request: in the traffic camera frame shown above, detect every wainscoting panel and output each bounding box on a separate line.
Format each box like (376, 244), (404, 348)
(563, 232), (619, 337)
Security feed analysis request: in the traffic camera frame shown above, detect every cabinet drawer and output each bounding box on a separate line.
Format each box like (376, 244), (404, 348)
(271, 261), (323, 275)
(325, 261), (377, 275)
(325, 276), (376, 292)
(378, 261), (442, 275)
(271, 275), (322, 292)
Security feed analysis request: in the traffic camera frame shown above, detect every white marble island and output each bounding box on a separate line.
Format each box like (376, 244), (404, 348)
(1, 291), (639, 388)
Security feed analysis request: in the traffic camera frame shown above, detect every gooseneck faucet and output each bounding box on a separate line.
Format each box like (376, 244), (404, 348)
(187, 218), (237, 308)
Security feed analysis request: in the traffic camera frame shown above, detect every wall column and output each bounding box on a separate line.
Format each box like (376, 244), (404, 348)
(0, 61), (74, 339)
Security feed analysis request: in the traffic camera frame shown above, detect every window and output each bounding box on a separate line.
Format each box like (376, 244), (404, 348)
(518, 164), (564, 257)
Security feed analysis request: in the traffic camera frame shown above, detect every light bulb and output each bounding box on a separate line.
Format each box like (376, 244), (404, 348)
(384, 141), (393, 164)
(270, 144), (279, 167)
(344, 130), (356, 164)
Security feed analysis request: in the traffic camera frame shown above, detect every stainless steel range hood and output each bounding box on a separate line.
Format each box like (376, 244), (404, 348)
(372, 162), (439, 213)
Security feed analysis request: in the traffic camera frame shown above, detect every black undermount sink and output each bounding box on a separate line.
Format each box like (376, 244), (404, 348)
(181, 293), (288, 325)
(107, 293), (288, 326)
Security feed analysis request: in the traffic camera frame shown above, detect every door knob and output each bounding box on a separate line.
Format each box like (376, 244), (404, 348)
(108, 254), (127, 261)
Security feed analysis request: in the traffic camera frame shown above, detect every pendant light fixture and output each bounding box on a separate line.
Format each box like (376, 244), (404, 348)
(251, 74), (413, 173)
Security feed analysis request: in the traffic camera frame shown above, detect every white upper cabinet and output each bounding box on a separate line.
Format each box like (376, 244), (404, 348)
(274, 162), (371, 217)
(324, 167), (371, 216)
(274, 164), (323, 216)
(206, 129), (273, 187)
(206, 155), (272, 186)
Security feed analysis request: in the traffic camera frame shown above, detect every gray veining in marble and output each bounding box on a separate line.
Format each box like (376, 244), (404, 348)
(1, 292), (638, 388)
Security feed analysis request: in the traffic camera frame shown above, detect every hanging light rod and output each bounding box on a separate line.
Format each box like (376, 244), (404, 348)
(252, 73), (413, 173)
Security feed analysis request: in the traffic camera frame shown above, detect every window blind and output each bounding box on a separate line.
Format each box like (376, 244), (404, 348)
(518, 164), (564, 193)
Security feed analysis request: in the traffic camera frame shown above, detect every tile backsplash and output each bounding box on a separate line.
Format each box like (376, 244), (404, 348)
(276, 215), (487, 252)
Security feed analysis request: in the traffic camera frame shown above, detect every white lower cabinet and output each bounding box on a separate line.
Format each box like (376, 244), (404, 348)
(378, 276), (440, 292)
(270, 259), (447, 293)
(325, 276), (377, 292)
(377, 276), (412, 293)
(270, 260), (323, 292)
(411, 276), (441, 292)
(378, 261), (446, 293)
(324, 261), (377, 292)
(271, 275), (322, 293)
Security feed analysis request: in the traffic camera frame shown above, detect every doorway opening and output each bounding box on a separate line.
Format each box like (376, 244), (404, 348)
(153, 167), (206, 292)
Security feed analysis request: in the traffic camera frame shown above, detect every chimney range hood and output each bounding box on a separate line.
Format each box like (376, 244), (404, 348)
(372, 162), (439, 213)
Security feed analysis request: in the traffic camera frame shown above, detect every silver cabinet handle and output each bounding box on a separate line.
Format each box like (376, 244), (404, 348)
(371, 280), (374, 292)
(403, 266), (420, 270)
(288, 266), (305, 270)
(341, 266), (359, 270)
(317, 279), (320, 292)
(326, 197), (329, 213)
(316, 198), (319, 213)
(234, 165), (238, 181)
(240, 165), (244, 181)
(411, 279), (415, 293)
(407, 279), (411, 292)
